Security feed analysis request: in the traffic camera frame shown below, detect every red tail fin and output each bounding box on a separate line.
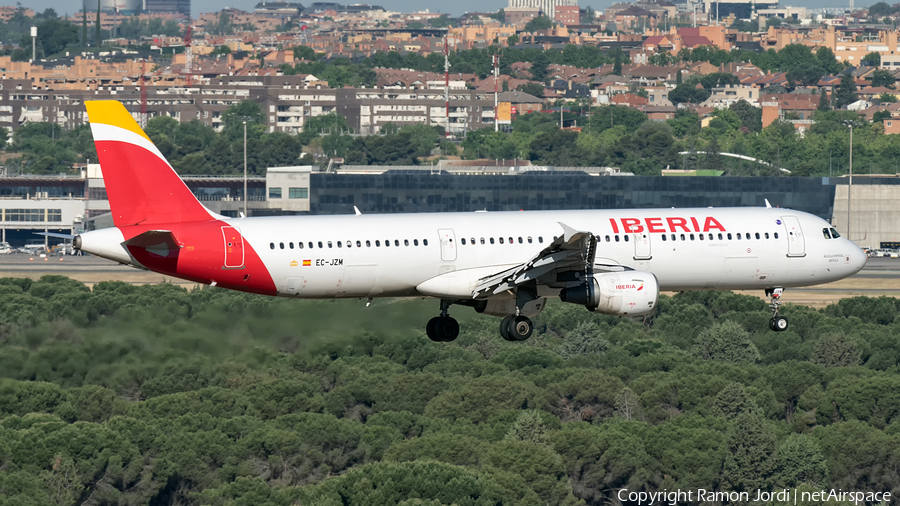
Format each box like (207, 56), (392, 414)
(86, 101), (214, 226)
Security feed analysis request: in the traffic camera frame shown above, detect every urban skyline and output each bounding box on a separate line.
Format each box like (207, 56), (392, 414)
(23, 0), (871, 18)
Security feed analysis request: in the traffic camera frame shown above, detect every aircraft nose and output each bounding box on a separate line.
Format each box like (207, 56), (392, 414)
(850, 245), (867, 273)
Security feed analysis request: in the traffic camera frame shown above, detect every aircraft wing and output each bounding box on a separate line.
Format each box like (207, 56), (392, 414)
(473, 222), (598, 298)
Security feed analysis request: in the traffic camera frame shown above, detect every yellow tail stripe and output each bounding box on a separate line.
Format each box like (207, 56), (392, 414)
(85, 100), (151, 143)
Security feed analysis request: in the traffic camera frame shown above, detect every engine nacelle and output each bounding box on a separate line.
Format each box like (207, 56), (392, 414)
(559, 271), (659, 316)
(474, 297), (547, 317)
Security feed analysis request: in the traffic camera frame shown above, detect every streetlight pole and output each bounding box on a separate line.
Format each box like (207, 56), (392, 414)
(243, 121), (248, 217)
(848, 124), (853, 243)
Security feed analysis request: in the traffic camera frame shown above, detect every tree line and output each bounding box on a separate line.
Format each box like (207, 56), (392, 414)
(13, 97), (900, 176)
(1, 275), (900, 504)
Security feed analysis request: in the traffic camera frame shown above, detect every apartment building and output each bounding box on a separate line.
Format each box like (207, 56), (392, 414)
(0, 75), (495, 136)
(506, 0), (577, 21)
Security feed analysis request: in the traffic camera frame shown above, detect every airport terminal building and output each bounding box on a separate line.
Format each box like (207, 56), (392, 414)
(0, 166), (891, 249)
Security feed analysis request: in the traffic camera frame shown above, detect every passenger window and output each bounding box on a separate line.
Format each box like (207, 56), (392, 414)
(671, 234), (676, 241)
(337, 241), (342, 248)
(299, 242), (304, 249)
(680, 234), (685, 241)
(480, 237), (485, 244)
(830, 228), (840, 238)
(727, 233), (732, 240)
(385, 240), (390, 247)
(318, 241), (323, 248)
(404, 239), (409, 246)
(470, 237), (475, 244)
(764, 233), (769, 239)
(270, 243), (275, 249)
(605, 235), (610, 242)
(414, 239), (419, 246)
(375, 240), (380, 247)
(328, 241), (333, 248)
(624, 235), (630, 242)
(423, 239), (428, 246)
(538, 237), (543, 243)
(527, 237), (533, 243)
(755, 233), (760, 240)
(509, 237), (513, 244)
(737, 233), (741, 240)
(774, 232), (779, 239)
(746, 232), (751, 239)
(366, 240), (371, 247)
(662, 234), (667, 241)
(718, 233), (723, 240)
(499, 237), (504, 244)
(615, 235), (620, 242)
(461, 238), (466, 245)
(289, 242), (294, 249)
(309, 242), (314, 249)
(518, 237), (523, 244)
(346, 241), (351, 248)
(490, 238), (495, 244)
(357, 240), (361, 247)
(395, 240), (400, 246)
(708, 233), (713, 240)
(690, 234), (695, 241)
(823, 228), (831, 239)
(280, 242), (285, 249)
(699, 234), (704, 241)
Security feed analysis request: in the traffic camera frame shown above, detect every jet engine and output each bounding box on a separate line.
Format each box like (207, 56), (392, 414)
(559, 271), (659, 316)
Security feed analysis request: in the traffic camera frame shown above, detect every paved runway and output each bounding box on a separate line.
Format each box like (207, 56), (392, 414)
(3, 254), (900, 306)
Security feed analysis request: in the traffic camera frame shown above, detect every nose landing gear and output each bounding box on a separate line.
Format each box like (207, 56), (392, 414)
(426, 300), (460, 342)
(766, 288), (788, 332)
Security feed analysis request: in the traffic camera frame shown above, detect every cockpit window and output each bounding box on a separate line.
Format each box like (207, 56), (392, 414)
(830, 228), (840, 238)
(823, 228), (832, 239)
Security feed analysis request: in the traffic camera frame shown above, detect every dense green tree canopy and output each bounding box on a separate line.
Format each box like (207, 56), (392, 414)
(1, 277), (900, 504)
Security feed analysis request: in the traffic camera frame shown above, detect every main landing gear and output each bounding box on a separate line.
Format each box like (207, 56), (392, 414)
(767, 288), (788, 332)
(499, 315), (534, 342)
(426, 300), (460, 342)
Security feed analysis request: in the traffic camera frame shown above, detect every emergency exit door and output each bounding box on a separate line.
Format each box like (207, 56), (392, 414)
(438, 229), (457, 262)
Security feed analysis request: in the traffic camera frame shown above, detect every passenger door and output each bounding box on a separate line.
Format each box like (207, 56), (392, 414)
(222, 226), (244, 268)
(781, 216), (806, 257)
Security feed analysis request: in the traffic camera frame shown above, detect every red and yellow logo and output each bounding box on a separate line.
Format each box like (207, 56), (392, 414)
(303, 259), (311, 266)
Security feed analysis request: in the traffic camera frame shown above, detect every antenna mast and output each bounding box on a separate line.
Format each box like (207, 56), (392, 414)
(444, 35), (450, 138)
(140, 59), (148, 128)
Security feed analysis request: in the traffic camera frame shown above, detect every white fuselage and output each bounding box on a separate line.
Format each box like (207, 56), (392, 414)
(231, 207), (865, 298)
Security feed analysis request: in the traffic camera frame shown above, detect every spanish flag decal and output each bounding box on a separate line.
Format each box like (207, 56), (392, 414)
(303, 260), (312, 266)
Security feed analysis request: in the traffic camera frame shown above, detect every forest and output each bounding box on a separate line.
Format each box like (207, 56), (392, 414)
(1, 275), (900, 505)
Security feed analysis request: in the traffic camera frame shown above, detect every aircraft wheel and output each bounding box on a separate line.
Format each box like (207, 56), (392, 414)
(499, 315), (515, 341)
(435, 316), (460, 342)
(426, 316), (441, 342)
(508, 315), (534, 341)
(772, 316), (789, 332)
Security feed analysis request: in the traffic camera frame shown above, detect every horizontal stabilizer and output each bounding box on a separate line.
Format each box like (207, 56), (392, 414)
(33, 232), (75, 239)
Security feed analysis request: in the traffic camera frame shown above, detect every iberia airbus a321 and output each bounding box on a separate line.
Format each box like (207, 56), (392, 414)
(72, 101), (867, 342)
